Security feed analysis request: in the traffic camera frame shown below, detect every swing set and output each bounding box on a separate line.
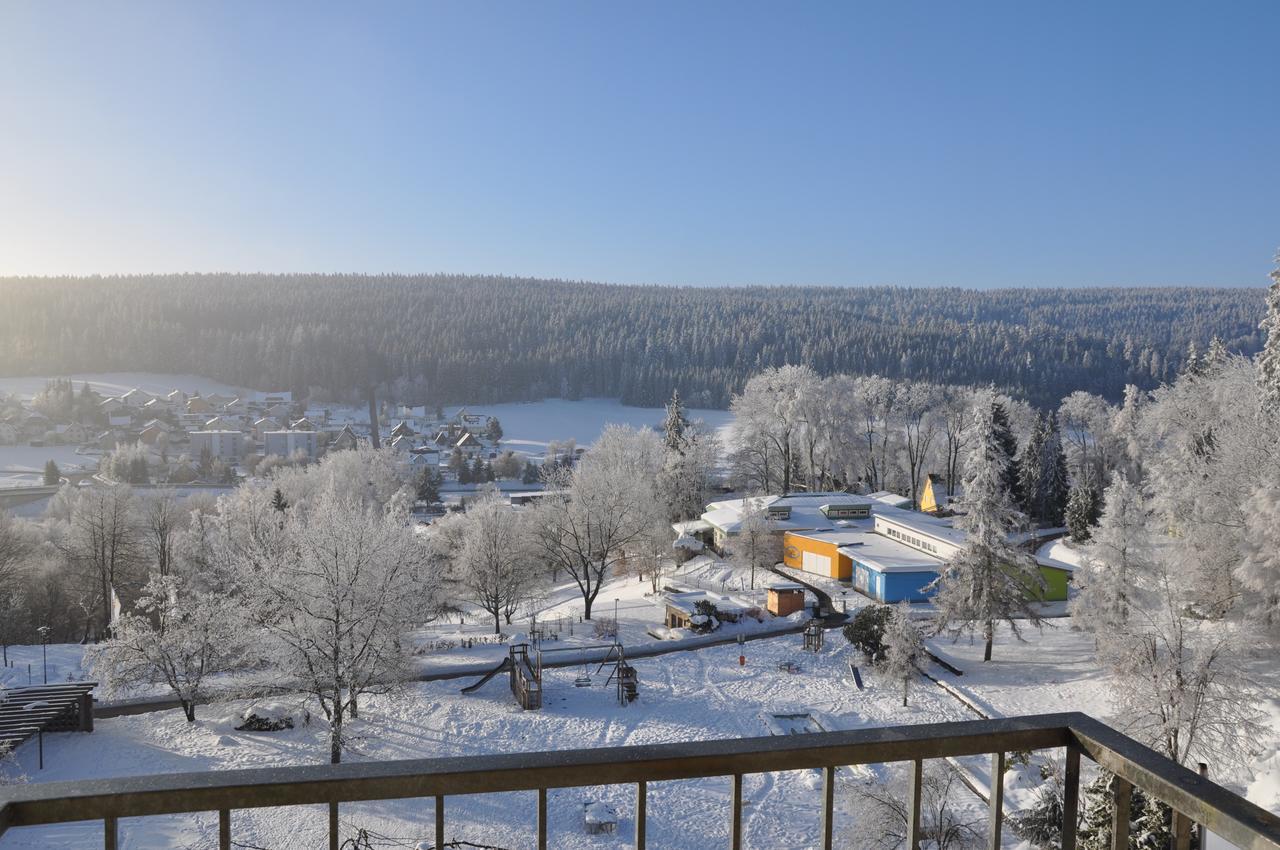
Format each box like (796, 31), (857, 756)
(536, 642), (639, 706)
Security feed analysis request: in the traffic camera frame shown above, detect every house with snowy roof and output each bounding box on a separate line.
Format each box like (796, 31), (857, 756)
(662, 590), (749, 630)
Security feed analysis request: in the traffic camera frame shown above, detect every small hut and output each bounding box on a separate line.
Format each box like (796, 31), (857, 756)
(767, 583), (806, 617)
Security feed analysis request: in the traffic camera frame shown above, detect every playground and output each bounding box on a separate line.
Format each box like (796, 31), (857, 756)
(2, 630), (990, 850)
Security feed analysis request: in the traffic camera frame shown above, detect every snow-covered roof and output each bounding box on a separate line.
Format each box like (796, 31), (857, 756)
(672, 519), (712, 534)
(700, 492), (875, 534)
(866, 490), (912, 509)
(837, 532), (944, 574)
(767, 582), (804, 592)
(664, 590), (749, 616)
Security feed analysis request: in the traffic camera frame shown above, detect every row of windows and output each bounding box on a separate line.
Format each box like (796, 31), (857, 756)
(883, 525), (940, 555)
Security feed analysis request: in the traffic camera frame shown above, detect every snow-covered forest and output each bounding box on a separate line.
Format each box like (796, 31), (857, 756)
(0, 274), (1265, 409)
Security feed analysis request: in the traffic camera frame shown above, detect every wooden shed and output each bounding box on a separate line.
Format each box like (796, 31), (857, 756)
(766, 583), (806, 617)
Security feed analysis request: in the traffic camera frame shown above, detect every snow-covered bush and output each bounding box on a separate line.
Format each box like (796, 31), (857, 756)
(843, 605), (891, 663)
(235, 702), (304, 732)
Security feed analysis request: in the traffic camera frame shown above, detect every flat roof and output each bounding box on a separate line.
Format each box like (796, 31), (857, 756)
(837, 532), (944, 574)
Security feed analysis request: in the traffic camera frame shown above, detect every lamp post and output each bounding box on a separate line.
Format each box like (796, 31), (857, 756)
(37, 625), (50, 684)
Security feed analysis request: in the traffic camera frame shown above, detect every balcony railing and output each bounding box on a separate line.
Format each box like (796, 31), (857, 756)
(1, 712), (1278, 850)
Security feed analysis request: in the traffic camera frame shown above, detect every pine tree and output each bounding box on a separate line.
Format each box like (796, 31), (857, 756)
(929, 393), (1045, 662)
(416, 469), (440, 504)
(1065, 481), (1101, 543)
(43, 459), (61, 486)
(991, 400), (1022, 504)
(1040, 412), (1070, 526)
(1018, 413), (1048, 520)
(1258, 254), (1280, 416)
(485, 418), (504, 442)
(1077, 772), (1173, 850)
(663, 389), (689, 453)
(522, 461), (541, 485)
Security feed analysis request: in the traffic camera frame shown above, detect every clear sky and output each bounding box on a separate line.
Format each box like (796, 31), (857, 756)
(1, 2), (1277, 287)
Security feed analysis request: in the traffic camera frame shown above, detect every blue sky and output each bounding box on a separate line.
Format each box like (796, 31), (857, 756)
(1, 2), (1276, 287)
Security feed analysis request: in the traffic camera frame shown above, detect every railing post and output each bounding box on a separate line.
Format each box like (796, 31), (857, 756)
(329, 801), (338, 850)
(435, 794), (445, 849)
(1173, 810), (1192, 850)
(219, 809), (231, 850)
(906, 758), (923, 850)
(635, 781), (647, 850)
(103, 816), (117, 850)
(1110, 776), (1131, 850)
(537, 788), (547, 850)
(988, 751), (1005, 850)
(1062, 746), (1080, 850)
(820, 765), (836, 850)
(730, 773), (743, 850)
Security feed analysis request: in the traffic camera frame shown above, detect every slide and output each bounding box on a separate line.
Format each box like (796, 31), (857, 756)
(460, 657), (512, 694)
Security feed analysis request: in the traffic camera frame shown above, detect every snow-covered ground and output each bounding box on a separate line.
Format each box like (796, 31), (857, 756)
(4, 615), (1278, 848)
(441, 398), (734, 461)
(1, 634), (979, 850)
(0, 445), (96, 477)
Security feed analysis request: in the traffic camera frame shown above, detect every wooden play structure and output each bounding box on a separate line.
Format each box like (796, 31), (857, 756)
(460, 643), (542, 710)
(461, 641), (637, 709)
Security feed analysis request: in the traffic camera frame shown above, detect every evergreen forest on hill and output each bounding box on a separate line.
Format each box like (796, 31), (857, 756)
(0, 274), (1265, 408)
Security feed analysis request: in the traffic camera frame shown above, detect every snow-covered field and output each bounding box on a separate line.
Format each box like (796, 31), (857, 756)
(2, 634), (980, 850)
(3, 615), (1278, 848)
(442, 398), (734, 461)
(0, 445), (95, 476)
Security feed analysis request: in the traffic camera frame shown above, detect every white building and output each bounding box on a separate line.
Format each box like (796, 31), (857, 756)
(264, 429), (319, 460)
(190, 430), (244, 462)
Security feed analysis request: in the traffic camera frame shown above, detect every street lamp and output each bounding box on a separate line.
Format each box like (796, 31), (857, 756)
(36, 625), (50, 684)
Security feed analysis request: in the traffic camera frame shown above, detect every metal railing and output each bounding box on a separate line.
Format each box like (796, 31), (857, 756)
(1, 712), (1278, 850)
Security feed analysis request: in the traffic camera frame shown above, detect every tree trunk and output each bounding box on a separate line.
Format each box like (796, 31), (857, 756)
(330, 703), (344, 764)
(494, 611), (502, 634)
(181, 699), (196, 722)
(583, 597), (593, 620)
(983, 621), (994, 662)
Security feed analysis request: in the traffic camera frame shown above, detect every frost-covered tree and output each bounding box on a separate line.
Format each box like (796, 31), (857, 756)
(657, 419), (720, 522)
(729, 365), (820, 493)
(42, 459), (60, 486)
(1111, 385), (1146, 482)
(1070, 472), (1150, 634)
(662, 389), (689, 452)
(529, 426), (662, 619)
(1057, 391), (1118, 486)
(1238, 481), (1280, 630)
(899, 382), (942, 509)
(88, 573), (247, 721)
(1076, 772), (1171, 850)
(1257, 253), (1280, 416)
(937, 386), (978, 498)
(228, 483), (438, 763)
(929, 393), (1044, 662)
(880, 602), (923, 706)
(843, 761), (981, 850)
(1098, 547), (1265, 770)
(729, 499), (779, 590)
(56, 484), (142, 635)
(0, 511), (36, 666)
(1064, 480), (1100, 544)
(139, 489), (184, 577)
(434, 492), (535, 634)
